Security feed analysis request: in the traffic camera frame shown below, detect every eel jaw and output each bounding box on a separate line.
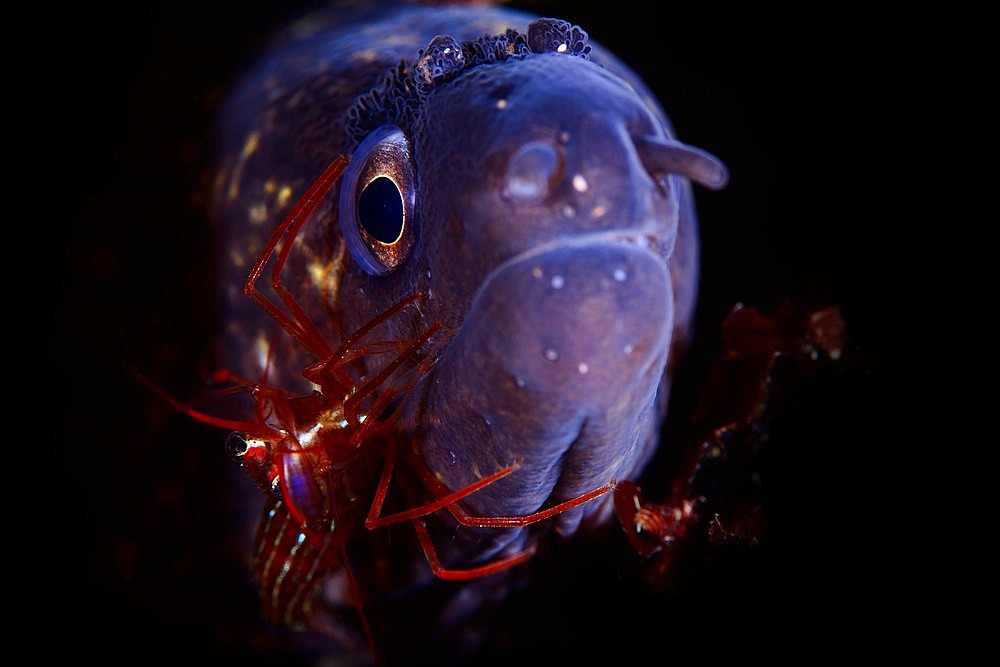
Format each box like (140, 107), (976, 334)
(406, 236), (673, 538)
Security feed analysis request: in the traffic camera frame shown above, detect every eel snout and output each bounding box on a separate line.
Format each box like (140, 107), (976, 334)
(412, 239), (672, 536)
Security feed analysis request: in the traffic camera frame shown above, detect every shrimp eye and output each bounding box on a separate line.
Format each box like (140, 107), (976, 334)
(225, 432), (270, 474)
(340, 125), (417, 275)
(225, 432), (251, 460)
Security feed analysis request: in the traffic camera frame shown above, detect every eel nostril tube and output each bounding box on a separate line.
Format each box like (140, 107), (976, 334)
(634, 135), (729, 190)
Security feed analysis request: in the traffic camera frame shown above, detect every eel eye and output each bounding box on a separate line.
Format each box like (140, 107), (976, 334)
(339, 125), (417, 275)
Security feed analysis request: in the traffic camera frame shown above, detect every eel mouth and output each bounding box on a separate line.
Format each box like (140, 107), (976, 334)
(409, 234), (673, 536)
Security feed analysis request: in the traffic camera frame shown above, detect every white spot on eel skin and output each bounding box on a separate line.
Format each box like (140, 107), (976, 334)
(277, 185), (293, 208)
(544, 348), (559, 361)
(242, 131), (259, 158)
(249, 202), (267, 225)
(255, 335), (272, 373)
(550, 275), (564, 289)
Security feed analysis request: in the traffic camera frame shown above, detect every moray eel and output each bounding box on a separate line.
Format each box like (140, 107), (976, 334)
(211, 0), (727, 653)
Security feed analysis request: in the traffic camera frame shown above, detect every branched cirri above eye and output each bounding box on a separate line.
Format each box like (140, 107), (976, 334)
(339, 125), (418, 276)
(525, 18), (591, 57)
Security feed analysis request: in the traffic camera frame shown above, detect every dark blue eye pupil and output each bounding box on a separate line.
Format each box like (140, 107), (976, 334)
(358, 176), (404, 243)
(338, 125), (415, 276)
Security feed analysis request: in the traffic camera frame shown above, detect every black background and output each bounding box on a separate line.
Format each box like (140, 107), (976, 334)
(53, 1), (890, 663)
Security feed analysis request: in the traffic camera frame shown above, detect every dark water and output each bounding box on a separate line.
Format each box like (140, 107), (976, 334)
(52, 1), (890, 663)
